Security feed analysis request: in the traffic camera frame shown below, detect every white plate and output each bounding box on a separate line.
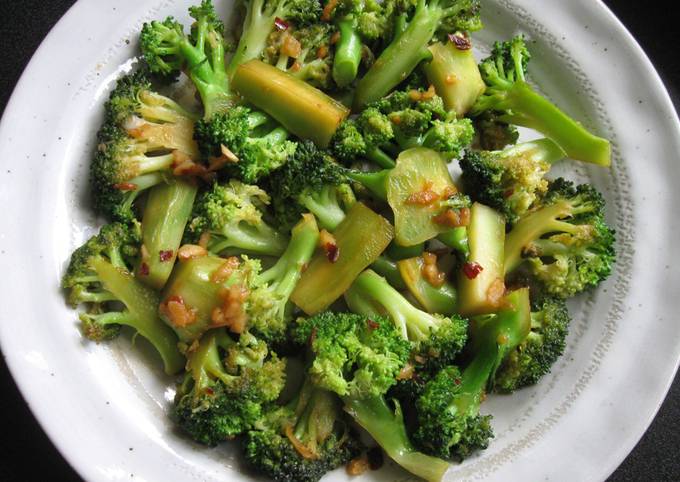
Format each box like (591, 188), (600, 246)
(1, 0), (679, 481)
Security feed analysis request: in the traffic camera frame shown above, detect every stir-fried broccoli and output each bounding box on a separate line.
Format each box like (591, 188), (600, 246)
(265, 141), (355, 230)
(493, 295), (570, 392)
(193, 105), (297, 183)
(504, 178), (616, 298)
(62, 222), (184, 374)
(353, 0), (482, 109)
(346, 269), (468, 370)
(185, 180), (289, 256)
(459, 138), (566, 223)
(471, 35), (611, 166)
(243, 379), (363, 482)
(331, 87), (474, 168)
(228, 0), (322, 78)
(91, 71), (199, 221)
(264, 24), (335, 90)
(141, 1), (233, 118)
(174, 329), (286, 445)
(293, 311), (450, 482)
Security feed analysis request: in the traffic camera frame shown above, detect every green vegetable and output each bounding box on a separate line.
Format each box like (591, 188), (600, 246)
(291, 202), (394, 314)
(398, 256), (458, 314)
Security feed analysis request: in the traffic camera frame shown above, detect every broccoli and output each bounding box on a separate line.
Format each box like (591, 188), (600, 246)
(473, 112), (519, 150)
(322, 0), (390, 87)
(243, 379), (363, 482)
(504, 178), (616, 298)
(185, 179), (289, 256)
(266, 140), (355, 230)
(331, 87), (474, 168)
(174, 329), (286, 445)
(493, 295), (570, 392)
(345, 269), (468, 371)
(353, 0), (482, 109)
(247, 213), (320, 343)
(91, 71), (199, 222)
(263, 24), (335, 90)
(412, 288), (531, 459)
(193, 105), (297, 183)
(459, 138), (567, 224)
(470, 36), (611, 166)
(293, 311), (450, 482)
(61, 223), (184, 375)
(141, 1), (233, 118)
(227, 0), (322, 78)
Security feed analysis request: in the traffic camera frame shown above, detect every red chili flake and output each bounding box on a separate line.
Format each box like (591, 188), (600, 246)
(113, 182), (138, 191)
(159, 250), (174, 262)
(139, 262), (150, 276)
(454, 378), (462, 385)
(448, 33), (472, 50)
(503, 188), (515, 198)
(366, 319), (380, 330)
(204, 387), (215, 396)
(309, 327), (317, 346)
(462, 262), (484, 279)
(325, 243), (340, 263)
(274, 17), (289, 30)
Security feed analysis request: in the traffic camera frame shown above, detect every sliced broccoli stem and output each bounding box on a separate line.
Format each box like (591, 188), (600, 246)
(333, 17), (363, 88)
(353, 5), (437, 110)
(344, 396), (449, 482)
(495, 81), (610, 166)
(89, 256), (183, 374)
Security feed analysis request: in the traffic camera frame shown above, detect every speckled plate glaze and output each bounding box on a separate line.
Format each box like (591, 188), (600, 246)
(0, 0), (678, 481)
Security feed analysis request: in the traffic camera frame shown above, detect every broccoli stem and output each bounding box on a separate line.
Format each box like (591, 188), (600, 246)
(136, 153), (176, 176)
(350, 269), (436, 341)
(494, 81), (611, 166)
(299, 186), (347, 231)
(353, 6), (436, 110)
(344, 396), (449, 482)
(210, 221), (289, 256)
(226, 0), (273, 78)
(370, 255), (408, 290)
(333, 17), (363, 88)
(89, 256), (184, 374)
(137, 179), (198, 290)
(437, 227), (469, 257)
(503, 200), (581, 274)
(346, 168), (390, 200)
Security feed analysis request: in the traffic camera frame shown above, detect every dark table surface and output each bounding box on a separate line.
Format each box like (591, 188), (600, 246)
(0, 1), (678, 481)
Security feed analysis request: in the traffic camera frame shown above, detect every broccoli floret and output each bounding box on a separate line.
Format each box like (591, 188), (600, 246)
(174, 329), (286, 445)
(459, 138), (567, 223)
(243, 379), (363, 482)
(264, 24), (335, 90)
(61, 222), (184, 375)
(353, 0), (482, 109)
(471, 35), (611, 165)
(346, 269), (468, 370)
(186, 179), (289, 256)
(91, 71), (198, 221)
(293, 311), (449, 482)
(141, 1), (233, 118)
(266, 141), (355, 230)
(413, 366), (493, 460)
(504, 178), (616, 298)
(473, 113), (519, 150)
(228, 0), (322, 79)
(331, 87), (473, 168)
(493, 296), (570, 392)
(247, 214), (320, 343)
(412, 288), (531, 459)
(193, 105), (297, 183)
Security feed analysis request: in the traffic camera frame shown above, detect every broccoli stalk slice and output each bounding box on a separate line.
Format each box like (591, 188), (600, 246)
(86, 256), (184, 375)
(344, 396), (449, 482)
(333, 16), (363, 87)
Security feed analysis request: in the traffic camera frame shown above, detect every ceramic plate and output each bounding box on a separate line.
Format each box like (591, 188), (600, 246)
(1, 0), (679, 481)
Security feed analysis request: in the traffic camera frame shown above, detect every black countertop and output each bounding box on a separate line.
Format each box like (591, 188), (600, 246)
(0, 1), (678, 481)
